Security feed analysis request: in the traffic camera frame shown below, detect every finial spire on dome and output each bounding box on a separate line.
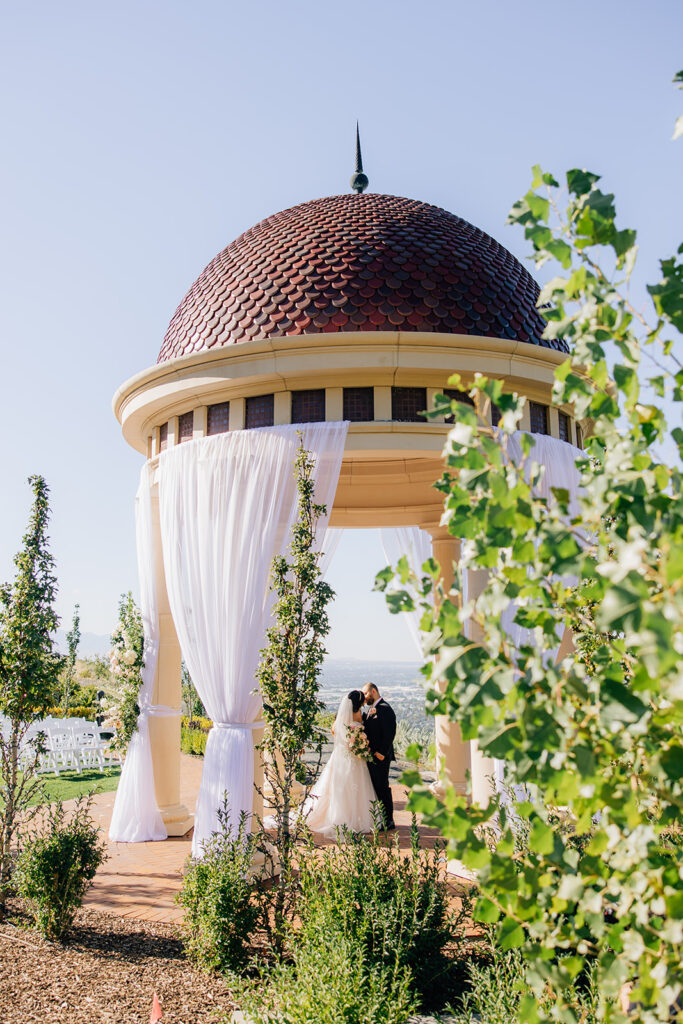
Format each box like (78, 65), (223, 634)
(350, 121), (369, 194)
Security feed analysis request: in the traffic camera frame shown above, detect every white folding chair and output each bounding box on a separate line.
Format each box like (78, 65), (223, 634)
(71, 723), (108, 770)
(46, 724), (82, 774)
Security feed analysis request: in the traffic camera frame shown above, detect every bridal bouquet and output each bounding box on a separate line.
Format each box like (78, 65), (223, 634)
(346, 726), (373, 762)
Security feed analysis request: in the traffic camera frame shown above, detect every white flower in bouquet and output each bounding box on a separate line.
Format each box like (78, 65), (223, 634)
(122, 649), (137, 666)
(346, 725), (373, 762)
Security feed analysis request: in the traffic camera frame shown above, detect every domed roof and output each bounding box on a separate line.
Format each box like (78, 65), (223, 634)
(158, 193), (567, 363)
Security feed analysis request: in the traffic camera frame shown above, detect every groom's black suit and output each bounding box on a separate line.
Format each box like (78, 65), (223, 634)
(363, 697), (397, 828)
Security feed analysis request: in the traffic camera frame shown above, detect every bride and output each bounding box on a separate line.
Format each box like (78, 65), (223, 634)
(301, 689), (377, 835)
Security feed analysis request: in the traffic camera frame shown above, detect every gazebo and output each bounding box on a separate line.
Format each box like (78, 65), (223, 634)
(110, 163), (581, 852)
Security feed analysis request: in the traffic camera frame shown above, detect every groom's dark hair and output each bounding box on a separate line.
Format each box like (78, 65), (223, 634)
(348, 689), (365, 713)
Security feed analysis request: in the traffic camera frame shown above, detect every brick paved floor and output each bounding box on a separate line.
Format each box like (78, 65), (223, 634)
(81, 754), (468, 923)
(82, 754), (204, 922)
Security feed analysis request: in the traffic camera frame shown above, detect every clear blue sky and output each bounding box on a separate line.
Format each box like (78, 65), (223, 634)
(1, 0), (681, 659)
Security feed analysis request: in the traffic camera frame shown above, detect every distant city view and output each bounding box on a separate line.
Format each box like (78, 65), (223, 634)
(320, 658), (429, 728)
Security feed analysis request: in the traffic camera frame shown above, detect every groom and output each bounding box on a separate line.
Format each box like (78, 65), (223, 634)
(362, 682), (397, 830)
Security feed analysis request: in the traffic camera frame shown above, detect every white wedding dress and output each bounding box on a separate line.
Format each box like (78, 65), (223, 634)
(301, 696), (376, 835)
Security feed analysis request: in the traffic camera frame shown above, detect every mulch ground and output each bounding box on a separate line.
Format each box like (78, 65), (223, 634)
(0, 900), (236, 1024)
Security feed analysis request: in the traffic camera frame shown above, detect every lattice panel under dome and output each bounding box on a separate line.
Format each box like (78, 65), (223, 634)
(391, 387), (427, 422)
(558, 411), (571, 442)
(529, 401), (549, 435)
(178, 411), (194, 443)
(343, 387), (374, 422)
(207, 402), (230, 435)
(245, 394), (274, 429)
(291, 389), (325, 424)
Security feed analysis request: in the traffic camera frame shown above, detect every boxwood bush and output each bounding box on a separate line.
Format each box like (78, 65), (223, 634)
(176, 807), (259, 972)
(15, 794), (107, 939)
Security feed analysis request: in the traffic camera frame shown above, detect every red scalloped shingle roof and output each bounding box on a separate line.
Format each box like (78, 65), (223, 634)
(158, 193), (567, 362)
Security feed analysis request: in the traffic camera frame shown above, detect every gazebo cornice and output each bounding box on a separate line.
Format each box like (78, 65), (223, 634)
(113, 330), (569, 456)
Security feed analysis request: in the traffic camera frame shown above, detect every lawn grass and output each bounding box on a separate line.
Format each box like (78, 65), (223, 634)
(28, 766), (121, 806)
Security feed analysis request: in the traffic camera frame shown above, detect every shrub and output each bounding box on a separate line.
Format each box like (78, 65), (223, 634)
(235, 932), (417, 1024)
(295, 820), (468, 1011)
(181, 714), (212, 731)
(47, 705), (97, 720)
(449, 941), (603, 1024)
(176, 806), (259, 972)
(180, 723), (208, 756)
(15, 794), (107, 939)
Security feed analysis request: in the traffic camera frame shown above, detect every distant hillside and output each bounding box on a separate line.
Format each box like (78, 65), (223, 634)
(53, 629), (110, 658)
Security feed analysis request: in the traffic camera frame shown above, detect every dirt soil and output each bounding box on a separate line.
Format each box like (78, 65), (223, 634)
(0, 901), (236, 1024)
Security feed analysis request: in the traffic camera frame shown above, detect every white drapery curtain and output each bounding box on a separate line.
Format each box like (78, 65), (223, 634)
(109, 463), (167, 843)
(319, 527), (344, 578)
(494, 431), (583, 795)
(379, 527), (433, 657)
(505, 431), (583, 518)
(157, 422), (348, 856)
(498, 431), (583, 650)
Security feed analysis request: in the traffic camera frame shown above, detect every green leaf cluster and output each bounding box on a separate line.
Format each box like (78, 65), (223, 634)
(380, 107), (683, 1022)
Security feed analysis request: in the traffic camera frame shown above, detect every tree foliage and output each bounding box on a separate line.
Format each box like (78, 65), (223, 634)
(0, 476), (61, 721)
(0, 475), (62, 909)
(377, 90), (683, 1023)
(103, 593), (144, 751)
(256, 440), (334, 947)
(61, 604), (80, 716)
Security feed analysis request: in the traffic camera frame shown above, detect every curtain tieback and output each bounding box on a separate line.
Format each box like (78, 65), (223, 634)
(140, 705), (181, 717)
(213, 721), (266, 731)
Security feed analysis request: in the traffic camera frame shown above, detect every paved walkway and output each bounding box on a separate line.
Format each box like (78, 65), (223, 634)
(83, 755), (204, 922)
(83, 754), (462, 923)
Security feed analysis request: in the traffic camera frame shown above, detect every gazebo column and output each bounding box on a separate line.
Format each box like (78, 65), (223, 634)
(424, 524), (470, 797)
(148, 486), (193, 836)
(252, 725), (265, 830)
(466, 567), (496, 807)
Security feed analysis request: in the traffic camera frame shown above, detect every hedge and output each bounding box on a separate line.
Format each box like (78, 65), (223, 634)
(47, 707), (98, 721)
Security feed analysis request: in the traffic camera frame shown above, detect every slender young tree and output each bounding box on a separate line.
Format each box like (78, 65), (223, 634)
(62, 604), (80, 716)
(0, 476), (62, 910)
(256, 441), (334, 947)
